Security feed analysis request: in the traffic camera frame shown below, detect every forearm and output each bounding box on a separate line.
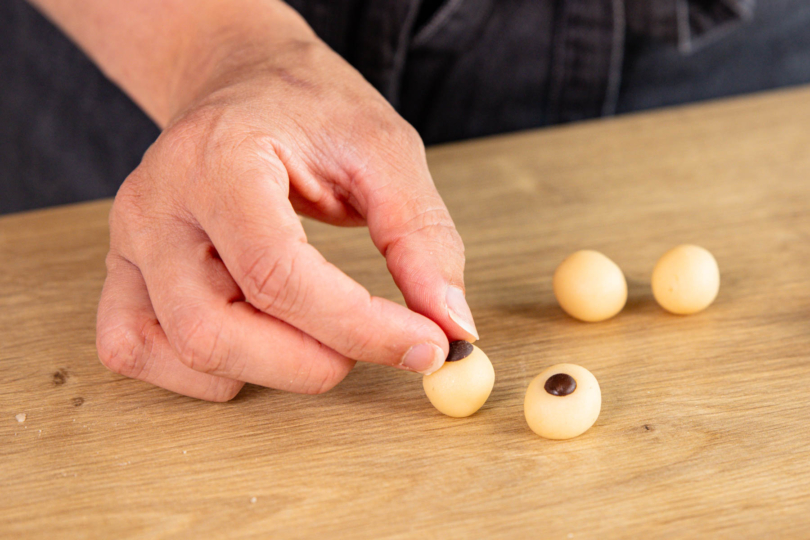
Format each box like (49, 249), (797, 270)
(28, 0), (317, 127)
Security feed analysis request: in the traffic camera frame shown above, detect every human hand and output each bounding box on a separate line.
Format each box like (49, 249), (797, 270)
(96, 37), (477, 401)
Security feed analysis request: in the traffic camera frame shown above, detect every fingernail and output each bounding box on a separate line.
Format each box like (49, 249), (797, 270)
(446, 286), (479, 341)
(401, 343), (446, 375)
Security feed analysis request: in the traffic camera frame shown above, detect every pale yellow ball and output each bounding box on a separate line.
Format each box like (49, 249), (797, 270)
(423, 343), (495, 418)
(553, 250), (627, 322)
(652, 244), (719, 315)
(524, 364), (601, 440)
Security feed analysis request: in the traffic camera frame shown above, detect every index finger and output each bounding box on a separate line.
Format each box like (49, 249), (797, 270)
(341, 125), (479, 342)
(190, 139), (450, 375)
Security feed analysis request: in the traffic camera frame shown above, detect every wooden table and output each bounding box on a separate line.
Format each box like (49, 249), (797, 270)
(3, 87), (810, 539)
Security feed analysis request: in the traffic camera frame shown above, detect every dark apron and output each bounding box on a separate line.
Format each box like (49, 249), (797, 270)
(2, 0), (810, 213)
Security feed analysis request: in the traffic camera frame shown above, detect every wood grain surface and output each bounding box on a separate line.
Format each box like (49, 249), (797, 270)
(2, 87), (810, 539)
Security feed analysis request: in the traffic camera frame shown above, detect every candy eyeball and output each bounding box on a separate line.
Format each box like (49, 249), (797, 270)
(553, 250), (627, 322)
(423, 341), (495, 418)
(524, 364), (601, 440)
(652, 244), (719, 315)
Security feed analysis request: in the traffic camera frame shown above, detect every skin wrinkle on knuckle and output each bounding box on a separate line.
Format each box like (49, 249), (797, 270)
(112, 172), (196, 265)
(308, 126), (366, 203)
(334, 105), (424, 188)
(238, 243), (305, 319)
(142, 126), (213, 214)
(96, 318), (159, 381)
(248, 134), (294, 185)
(344, 336), (377, 364)
(387, 250), (438, 290)
(190, 129), (294, 225)
(360, 174), (397, 208)
(307, 364), (342, 395)
(283, 85), (419, 215)
(269, 249), (309, 321)
(161, 105), (251, 203)
(294, 350), (342, 395)
(382, 208), (462, 258)
(159, 120), (208, 172)
(95, 324), (129, 374)
(242, 152), (291, 198)
(339, 319), (377, 361)
(373, 122), (426, 166)
(172, 310), (234, 375)
(391, 203), (452, 234)
(204, 376), (243, 403)
(290, 359), (319, 394)
(336, 293), (396, 361)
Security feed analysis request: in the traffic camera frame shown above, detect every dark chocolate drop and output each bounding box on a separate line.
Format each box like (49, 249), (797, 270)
(544, 373), (577, 396)
(446, 341), (474, 362)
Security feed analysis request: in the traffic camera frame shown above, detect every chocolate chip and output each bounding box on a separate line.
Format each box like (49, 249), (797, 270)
(544, 373), (576, 396)
(446, 340), (474, 362)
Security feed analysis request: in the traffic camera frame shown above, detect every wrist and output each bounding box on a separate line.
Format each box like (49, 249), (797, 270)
(162, 2), (318, 126)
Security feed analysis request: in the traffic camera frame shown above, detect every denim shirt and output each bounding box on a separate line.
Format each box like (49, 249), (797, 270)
(286, 0), (755, 142)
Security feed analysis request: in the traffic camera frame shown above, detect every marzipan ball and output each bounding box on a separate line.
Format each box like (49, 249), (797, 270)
(423, 341), (495, 418)
(553, 250), (627, 322)
(524, 364), (601, 440)
(652, 244), (720, 315)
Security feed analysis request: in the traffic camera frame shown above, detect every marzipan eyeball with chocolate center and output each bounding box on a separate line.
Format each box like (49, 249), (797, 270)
(524, 364), (601, 439)
(423, 341), (495, 418)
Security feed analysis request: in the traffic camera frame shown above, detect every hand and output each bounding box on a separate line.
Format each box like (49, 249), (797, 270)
(95, 37), (478, 401)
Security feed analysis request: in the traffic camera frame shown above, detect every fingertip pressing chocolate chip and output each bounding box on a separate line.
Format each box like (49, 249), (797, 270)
(446, 340), (474, 362)
(423, 343), (495, 418)
(544, 373), (577, 396)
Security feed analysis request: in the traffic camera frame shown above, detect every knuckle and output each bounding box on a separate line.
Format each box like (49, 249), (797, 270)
(386, 206), (464, 255)
(160, 124), (202, 167)
(156, 109), (292, 213)
(387, 253), (430, 288)
(396, 122), (426, 156)
(110, 167), (189, 250)
(111, 171), (149, 226)
(338, 313), (378, 360)
(157, 106), (221, 168)
(344, 103), (426, 172)
(103, 251), (122, 274)
(369, 114), (424, 157)
(203, 378), (244, 403)
(172, 310), (235, 376)
(149, 106), (243, 198)
(383, 209), (466, 285)
(238, 243), (308, 319)
(96, 318), (159, 380)
(295, 354), (347, 395)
